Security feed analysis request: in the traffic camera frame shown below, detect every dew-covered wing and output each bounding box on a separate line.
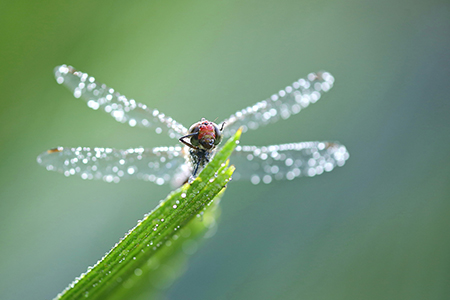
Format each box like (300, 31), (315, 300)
(222, 72), (335, 138)
(230, 142), (349, 184)
(36, 146), (188, 186)
(54, 65), (188, 139)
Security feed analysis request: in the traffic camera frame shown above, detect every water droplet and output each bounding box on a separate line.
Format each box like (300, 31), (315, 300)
(263, 175), (272, 184)
(251, 175), (260, 185)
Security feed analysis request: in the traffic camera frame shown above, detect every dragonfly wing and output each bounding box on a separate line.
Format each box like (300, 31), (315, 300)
(37, 146), (189, 186)
(230, 142), (349, 183)
(222, 72), (334, 138)
(54, 65), (188, 139)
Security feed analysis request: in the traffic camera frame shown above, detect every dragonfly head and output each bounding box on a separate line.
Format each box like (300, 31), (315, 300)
(188, 118), (223, 150)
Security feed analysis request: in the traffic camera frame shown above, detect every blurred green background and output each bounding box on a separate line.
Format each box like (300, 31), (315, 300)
(1, 0), (450, 299)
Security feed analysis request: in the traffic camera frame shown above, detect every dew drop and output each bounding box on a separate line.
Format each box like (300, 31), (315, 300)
(263, 175), (272, 184)
(251, 175), (260, 185)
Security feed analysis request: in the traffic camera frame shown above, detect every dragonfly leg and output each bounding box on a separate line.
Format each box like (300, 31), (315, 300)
(188, 149), (208, 182)
(192, 161), (200, 178)
(189, 155), (202, 183)
(179, 132), (199, 149)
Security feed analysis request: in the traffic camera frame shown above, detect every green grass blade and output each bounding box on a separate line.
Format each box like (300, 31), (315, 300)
(54, 129), (242, 300)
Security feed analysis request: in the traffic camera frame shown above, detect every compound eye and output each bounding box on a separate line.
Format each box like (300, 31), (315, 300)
(213, 123), (223, 146)
(188, 123), (201, 146)
(188, 123), (200, 134)
(190, 135), (199, 146)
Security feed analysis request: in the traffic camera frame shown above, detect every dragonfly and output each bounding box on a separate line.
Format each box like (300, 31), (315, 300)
(37, 65), (349, 187)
